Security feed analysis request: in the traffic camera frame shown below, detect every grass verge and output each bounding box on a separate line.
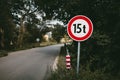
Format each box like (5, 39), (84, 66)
(0, 50), (8, 57)
(47, 46), (79, 80)
(0, 42), (57, 58)
(47, 46), (118, 80)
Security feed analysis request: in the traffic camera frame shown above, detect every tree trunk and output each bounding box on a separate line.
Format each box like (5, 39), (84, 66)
(0, 28), (4, 49)
(17, 16), (25, 48)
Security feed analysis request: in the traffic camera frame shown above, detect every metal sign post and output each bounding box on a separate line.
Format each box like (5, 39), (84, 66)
(67, 15), (93, 75)
(77, 42), (80, 74)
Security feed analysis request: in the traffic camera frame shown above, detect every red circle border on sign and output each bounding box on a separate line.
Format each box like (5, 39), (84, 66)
(67, 15), (93, 41)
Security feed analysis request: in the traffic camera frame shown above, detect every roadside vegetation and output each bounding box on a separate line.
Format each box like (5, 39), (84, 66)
(0, 50), (8, 57)
(48, 45), (120, 80)
(0, 41), (57, 58)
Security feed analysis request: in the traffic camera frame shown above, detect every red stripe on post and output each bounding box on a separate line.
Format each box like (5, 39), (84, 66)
(66, 54), (71, 69)
(66, 61), (70, 63)
(66, 65), (71, 67)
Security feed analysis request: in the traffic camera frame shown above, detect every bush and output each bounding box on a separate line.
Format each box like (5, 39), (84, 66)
(48, 45), (120, 80)
(0, 50), (8, 57)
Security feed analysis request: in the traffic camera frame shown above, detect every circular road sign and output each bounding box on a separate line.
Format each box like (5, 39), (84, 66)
(67, 15), (93, 41)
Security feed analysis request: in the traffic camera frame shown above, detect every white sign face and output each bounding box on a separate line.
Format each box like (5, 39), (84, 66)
(67, 15), (93, 41)
(71, 19), (89, 37)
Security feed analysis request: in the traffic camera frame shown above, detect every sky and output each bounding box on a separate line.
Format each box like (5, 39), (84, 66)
(36, 12), (64, 26)
(48, 20), (64, 25)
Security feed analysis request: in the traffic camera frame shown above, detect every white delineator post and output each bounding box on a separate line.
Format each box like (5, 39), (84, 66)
(66, 54), (71, 69)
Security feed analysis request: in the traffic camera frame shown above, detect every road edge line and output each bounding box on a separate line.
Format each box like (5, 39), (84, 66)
(52, 56), (59, 71)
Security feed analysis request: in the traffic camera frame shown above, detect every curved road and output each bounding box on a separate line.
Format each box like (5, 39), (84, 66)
(0, 44), (63, 80)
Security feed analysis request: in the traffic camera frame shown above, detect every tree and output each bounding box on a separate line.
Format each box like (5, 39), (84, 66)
(35, 0), (70, 23)
(64, 0), (120, 79)
(52, 24), (65, 42)
(0, 0), (15, 50)
(11, 0), (45, 47)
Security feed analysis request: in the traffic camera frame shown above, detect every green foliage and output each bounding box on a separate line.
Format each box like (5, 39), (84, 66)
(48, 46), (120, 80)
(0, 0), (15, 50)
(0, 0), (49, 49)
(52, 24), (66, 42)
(35, 0), (69, 21)
(0, 50), (8, 57)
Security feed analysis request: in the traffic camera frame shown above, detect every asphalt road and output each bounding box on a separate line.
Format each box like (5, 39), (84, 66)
(0, 44), (63, 80)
